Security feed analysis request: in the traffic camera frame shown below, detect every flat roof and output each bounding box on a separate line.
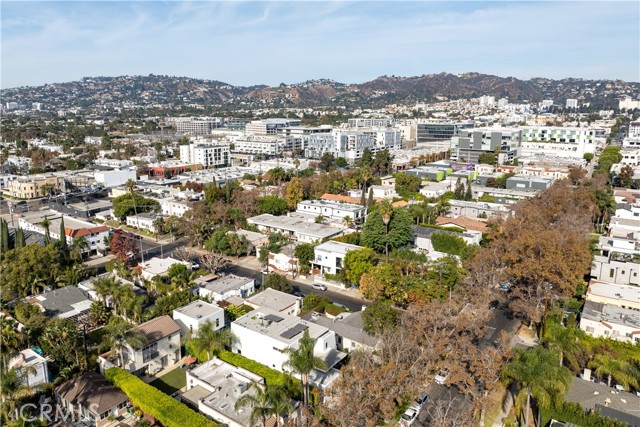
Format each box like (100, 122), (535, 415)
(247, 214), (343, 239)
(582, 300), (640, 329)
(303, 312), (378, 348)
(566, 377), (640, 418)
(297, 199), (365, 212)
(587, 281), (640, 305)
(196, 274), (254, 294)
(246, 288), (299, 313)
(314, 241), (363, 256)
(173, 300), (223, 319)
(140, 257), (189, 275)
(234, 307), (327, 345)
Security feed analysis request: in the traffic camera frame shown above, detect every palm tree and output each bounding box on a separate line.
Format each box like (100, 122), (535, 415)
(124, 179), (136, 195)
(93, 276), (122, 306)
(0, 317), (23, 366)
(234, 383), (273, 427)
(70, 236), (89, 261)
(40, 216), (51, 245)
(342, 216), (353, 228)
(0, 364), (37, 422)
(283, 330), (326, 406)
(589, 353), (639, 389)
(268, 385), (293, 427)
(188, 321), (234, 362)
(542, 324), (584, 370)
(378, 201), (393, 256)
(502, 347), (571, 427)
(152, 216), (165, 242)
(102, 319), (148, 369)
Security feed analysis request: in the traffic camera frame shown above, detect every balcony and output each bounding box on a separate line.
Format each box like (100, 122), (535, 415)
(142, 351), (160, 363)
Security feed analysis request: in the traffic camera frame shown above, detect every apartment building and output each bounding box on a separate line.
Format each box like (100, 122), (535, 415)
(348, 118), (395, 128)
(247, 214), (344, 243)
(312, 241), (364, 276)
(232, 135), (301, 156)
(245, 118), (301, 135)
(591, 235), (640, 286)
(520, 126), (599, 159)
(4, 174), (64, 199)
(296, 199), (367, 224)
(305, 128), (401, 161)
(179, 143), (230, 168)
(450, 128), (522, 164)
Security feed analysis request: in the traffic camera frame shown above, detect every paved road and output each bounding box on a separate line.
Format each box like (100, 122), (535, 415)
(227, 264), (367, 312)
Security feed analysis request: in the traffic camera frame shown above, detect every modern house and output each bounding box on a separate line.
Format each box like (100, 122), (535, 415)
(230, 308), (346, 389)
(591, 235), (640, 286)
(247, 214), (344, 243)
(138, 257), (191, 281)
(303, 311), (378, 351)
(98, 315), (181, 377)
(9, 349), (50, 388)
(173, 300), (225, 336)
(505, 174), (555, 192)
(311, 241), (364, 276)
(195, 274), (255, 302)
(126, 212), (160, 233)
(182, 357), (281, 427)
(245, 288), (302, 317)
(55, 371), (131, 427)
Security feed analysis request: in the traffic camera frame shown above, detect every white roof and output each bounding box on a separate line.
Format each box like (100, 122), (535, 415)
(314, 240), (363, 256)
(587, 281), (640, 305)
(140, 257), (190, 275)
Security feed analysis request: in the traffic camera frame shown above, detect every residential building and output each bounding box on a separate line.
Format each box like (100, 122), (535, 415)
(520, 126), (599, 159)
(591, 235), (640, 286)
(247, 214), (344, 243)
(584, 281), (640, 311)
(579, 300), (640, 343)
(195, 274), (255, 302)
(348, 118), (395, 128)
(98, 315), (182, 376)
(435, 216), (490, 233)
(55, 372), (130, 427)
(404, 166), (449, 181)
(94, 158), (134, 168)
(619, 96), (640, 110)
(182, 357), (272, 427)
(370, 184), (398, 199)
(139, 257), (191, 281)
(126, 212), (160, 232)
(158, 198), (192, 217)
(4, 174), (64, 199)
(174, 117), (225, 135)
(622, 137), (640, 148)
(629, 121), (640, 138)
(229, 229), (268, 255)
(412, 225), (481, 257)
(419, 181), (451, 198)
(566, 99), (578, 108)
(303, 311), (378, 351)
(232, 135), (301, 156)
(245, 288), (302, 316)
(311, 241), (364, 276)
(447, 199), (512, 220)
(416, 121), (474, 143)
(231, 308), (345, 388)
(32, 286), (92, 320)
(450, 128), (522, 164)
(296, 199), (367, 224)
(179, 143), (230, 168)
(565, 377), (640, 426)
(263, 242), (299, 274)
(173, 300), (225, 336)
(245, 118), (301, 135)
(305, 128), (401, 161)
(9, 349), (50, 388)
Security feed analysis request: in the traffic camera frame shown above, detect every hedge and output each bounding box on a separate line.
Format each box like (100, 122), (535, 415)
(218, 350), (301, 398)
(541, 401), (628, 427)
(105, 367), (217, 427)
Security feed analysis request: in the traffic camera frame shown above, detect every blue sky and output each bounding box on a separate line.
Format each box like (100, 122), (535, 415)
(2, 1), (639, 89)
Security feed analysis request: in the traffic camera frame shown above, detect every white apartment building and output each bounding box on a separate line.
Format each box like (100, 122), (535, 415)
(311, 241), (364, 276)
(232, 136), (301, 156)
(174, 117), (225, 135)
(99, 316), (182, 376)
(579, 300), (640, 344)
(245, 288), (302, 317)
(622, 137), (640, 149)
(173, 300), (225, 336)
(566, 99), (578, 108)
(348, 118), (395, 128)
(629, 121), (640, 138)
(520, 126), (599, 159)
(94, 158), (134, 168)
(296, 200), (367, 224)
(591, 235), (640, 286)
(179, 143), (230, 168)
(94, 169), (136, 188)
(305, 128), (401, 162)
(247, 214), (344, 243)
(158, 198), (192, 217)
(584, 281), (640, 311)
(126, 212), (159, 233)
(231, 308), (345, 388)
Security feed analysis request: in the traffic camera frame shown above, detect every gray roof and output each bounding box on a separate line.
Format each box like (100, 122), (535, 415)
(303, 311), (378, 348)
(196, 274), (254, 294)
(581, 300), (640, 330)
(246, 288), (299, 313)
(174, 300), (223, 319)
(8, 227), (46, 246)
(37, 286), (90, 317)
(566, 377), (640, 421)
(412, 225), (475, 240)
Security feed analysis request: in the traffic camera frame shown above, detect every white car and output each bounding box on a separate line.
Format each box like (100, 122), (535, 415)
(434, 369), (450, 385)
(397, 407), (419, 426)
(312, 283), (327, 291)
(191, 261), (200, 270)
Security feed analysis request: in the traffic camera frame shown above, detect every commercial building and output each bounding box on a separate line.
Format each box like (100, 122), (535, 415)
(4, 174), (64, 199)
(232, 136), (302, 156)
(175, 117), (225, 135)
(146, 160), (203, 178)
(450, 128), (522, 164)
(305, 128), (401, 162)
(348, 118), (395, 128)
(416, 122), (474, 143)
(179, 143), (230, 168)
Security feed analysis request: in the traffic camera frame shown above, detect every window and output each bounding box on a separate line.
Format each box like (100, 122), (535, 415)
(610, 269), (615, 278)
(215, 318), (220, 328)
(142, 342), (158, 363)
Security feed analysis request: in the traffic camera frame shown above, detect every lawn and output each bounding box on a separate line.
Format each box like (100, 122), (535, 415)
(150, 368), (186, 396)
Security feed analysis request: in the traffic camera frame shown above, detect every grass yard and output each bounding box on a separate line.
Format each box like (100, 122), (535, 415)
(150, 368), (186, 396)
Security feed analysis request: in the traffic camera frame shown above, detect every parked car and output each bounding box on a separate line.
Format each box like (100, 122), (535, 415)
(499, 283), (512, 292)
(191, 261), (200, 270)
(413, 392), (430, 411)
(434, 369), (449, 385)
(293, 291), (305, 298)
(312, 283), (327, 291)
(397, 407), (419, 426)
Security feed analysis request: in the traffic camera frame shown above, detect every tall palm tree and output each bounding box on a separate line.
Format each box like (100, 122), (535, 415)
(0, 364), (37, 422)
(40, 216), (51, 245)
(0, 317), (23, 366)
(283, 330), (326, 406)
(70, 236), (89, 261)
(542, 324), (584, 370)
(378, 201), (393, 256)
(102, 319), (147, 369)
(234, 383), (273, 427)
(188, 321), (234, 362)
(93, 276), (122, 306)
(589, 353), (639, 389)
(502, 347), (571, 427)
(152, 216), (165, 242)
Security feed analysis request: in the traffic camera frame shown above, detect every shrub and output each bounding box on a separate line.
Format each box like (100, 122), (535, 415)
(541, 401), (628, 427)
(105, 368), (217, 427)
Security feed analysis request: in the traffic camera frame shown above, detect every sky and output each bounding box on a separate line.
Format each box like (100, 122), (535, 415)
(1, 1), (639, 89)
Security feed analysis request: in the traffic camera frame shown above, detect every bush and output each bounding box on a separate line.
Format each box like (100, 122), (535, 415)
(263, 273), (293, 293)
(431, 231), (478, 260)
(218, 350), (301, 397)
(541, 401), (628, 427)
(105, 368), (217, 427)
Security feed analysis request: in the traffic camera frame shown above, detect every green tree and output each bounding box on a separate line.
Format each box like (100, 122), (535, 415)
(464, 181), (473, 201)
(361, 299), (398, 334)
(14, 227), (25, 249)
(344, 248), (377, 285)
(294, 243), (316, 270)
(394, 173), (422, 196)
(187, 321), (234, 362)
(101, 318), (148, 369)
(335, 157), (348, 168)
(360, 211), (387, 253)
(453, 178), (466, 200)
(234, 383), (290, 427)
(542, 323), (585, 371)
(367, 187), (375, 209)
(0, 245), (62, 301)
(478, 152), (497, 165)
(89, 300), (111, 327)
(0, 316), (23, 365)
(263, 273), (293, 294)
(39, 318), (84, 369)
(502, 347), (572, 427)
(112, 193), (160, 221)
(69, 236), (89, 262)
(284, 177), (304, 209)
(40, 215), (51, 245)
(0, 364), (38, 423)
(259, 196), (289, 216)
(588, 353), (639, 389)
(0, 218), (9, 252)
(583, 152), (594, 163)
(269, 167), (289, 185)
(284, 330), (326, 406)
(319, 153), (336, 172)
(619, 164), (634, 188)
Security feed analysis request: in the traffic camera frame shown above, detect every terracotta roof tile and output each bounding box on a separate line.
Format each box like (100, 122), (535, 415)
(436, 216), (489, 233)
